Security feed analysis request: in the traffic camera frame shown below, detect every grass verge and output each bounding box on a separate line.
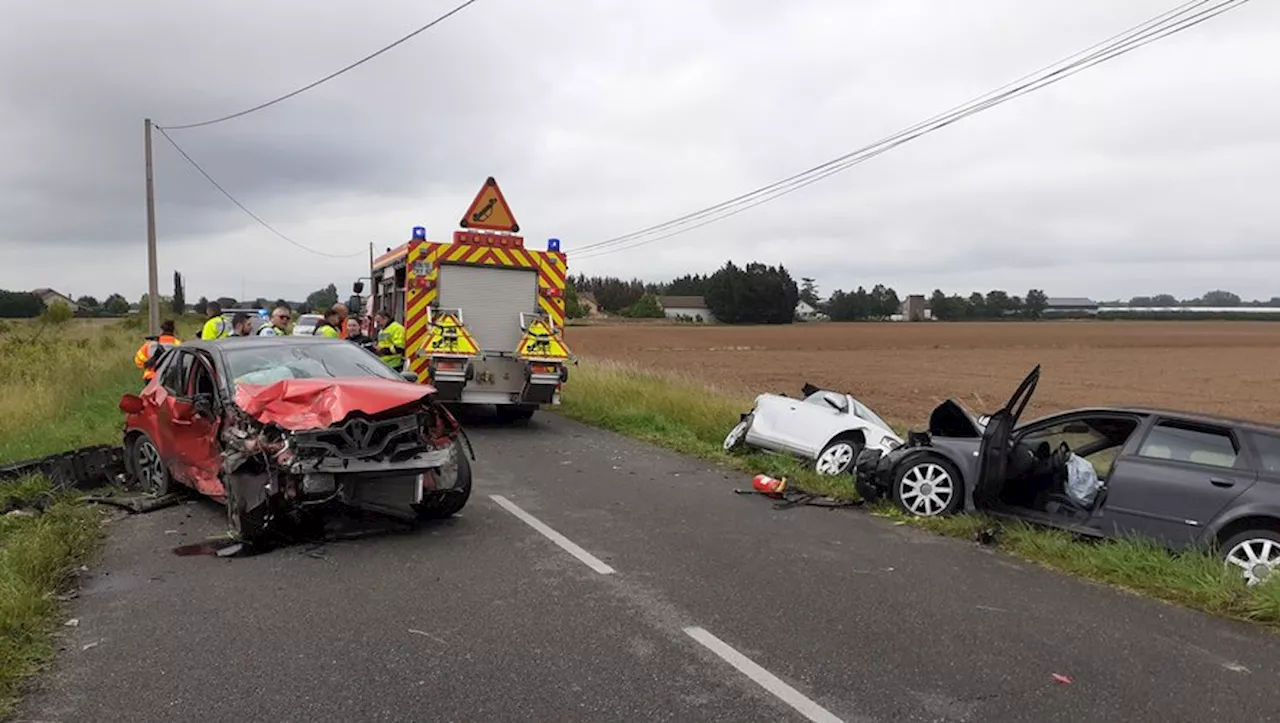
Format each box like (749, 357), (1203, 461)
(558, 357), (1280, 628)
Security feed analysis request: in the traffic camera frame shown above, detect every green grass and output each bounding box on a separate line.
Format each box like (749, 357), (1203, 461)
(0, 477), (101, 718)
(559, 357), (1280, 629)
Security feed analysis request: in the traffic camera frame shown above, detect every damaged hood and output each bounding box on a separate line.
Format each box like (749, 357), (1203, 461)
(234, 378), (436, 431)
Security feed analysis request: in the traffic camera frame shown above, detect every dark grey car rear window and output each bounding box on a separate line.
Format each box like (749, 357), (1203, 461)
(1137, 421), (1237, 469)
(1246, 432), (1280, 474)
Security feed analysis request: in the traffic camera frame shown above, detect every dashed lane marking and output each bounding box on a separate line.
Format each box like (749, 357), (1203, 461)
(489, 494), (616, 575)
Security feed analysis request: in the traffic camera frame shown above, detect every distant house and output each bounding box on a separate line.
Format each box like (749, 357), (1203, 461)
(577, 291), (603, 317)
(657, 295), (716, 323)
(30, 288), (79, 312)
(795, 300), (828, 321)
(1044, 297), (1098, 317)
(899, 294), (930, 321)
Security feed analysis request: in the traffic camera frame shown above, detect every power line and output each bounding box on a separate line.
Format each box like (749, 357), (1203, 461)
(574, 0), (1250, 260)
(154, 126), (365, 258)
(162, 0), (482, 130)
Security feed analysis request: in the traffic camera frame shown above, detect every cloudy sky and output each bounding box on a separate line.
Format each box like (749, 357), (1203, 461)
(2, 0), (1277, 304)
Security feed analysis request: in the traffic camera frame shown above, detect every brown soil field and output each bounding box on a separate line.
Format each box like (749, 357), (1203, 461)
(566, 321), (1280, 427)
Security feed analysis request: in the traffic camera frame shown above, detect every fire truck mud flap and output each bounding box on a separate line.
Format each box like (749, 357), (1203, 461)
(521, 361), (564, 405)
(427, 357), (472, 402)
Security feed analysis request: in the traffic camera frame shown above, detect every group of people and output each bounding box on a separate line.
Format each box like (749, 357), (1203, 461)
(133, 301), (409, 382)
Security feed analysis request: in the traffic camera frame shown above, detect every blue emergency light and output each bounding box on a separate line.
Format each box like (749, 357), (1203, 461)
(547, 237), (561, 252)
(412, 226), (427, 240)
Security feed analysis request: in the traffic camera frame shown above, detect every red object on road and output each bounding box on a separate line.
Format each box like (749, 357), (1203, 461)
(752, 474), (788, 497)
(1052, 673), (1073, 685)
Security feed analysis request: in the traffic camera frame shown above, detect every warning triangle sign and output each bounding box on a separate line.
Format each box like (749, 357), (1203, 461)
(516, 319), (570, 360)
(426, 312), (479, 356)
(459, 176), (519, 232)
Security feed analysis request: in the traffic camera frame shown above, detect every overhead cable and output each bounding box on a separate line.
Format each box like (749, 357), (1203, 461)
(155, 126), (365, 258)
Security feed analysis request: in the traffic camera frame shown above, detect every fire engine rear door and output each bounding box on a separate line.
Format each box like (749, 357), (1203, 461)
(437, 264), (538, 353)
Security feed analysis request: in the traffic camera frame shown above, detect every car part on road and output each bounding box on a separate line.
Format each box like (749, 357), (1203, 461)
(0, 444), (126, 492)
(725, 382), (902, 476)
(80, 492), (186, 514)
(734, 474), (862, 510)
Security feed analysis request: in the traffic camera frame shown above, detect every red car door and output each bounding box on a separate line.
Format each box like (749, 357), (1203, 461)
(154, 351), (224, 497)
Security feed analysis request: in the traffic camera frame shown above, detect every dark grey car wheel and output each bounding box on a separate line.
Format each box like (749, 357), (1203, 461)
(1221, 529), (1280, 587)
(892, 456), (963, 517)
(131, 434), (170, 496)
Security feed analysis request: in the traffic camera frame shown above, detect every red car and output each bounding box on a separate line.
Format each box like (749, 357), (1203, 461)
(119, 336), (472, 541)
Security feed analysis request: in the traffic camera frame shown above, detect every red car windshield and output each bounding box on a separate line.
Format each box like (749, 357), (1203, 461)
(223, 343), (402, 389)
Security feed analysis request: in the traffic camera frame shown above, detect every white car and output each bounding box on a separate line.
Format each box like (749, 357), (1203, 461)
(291, 314), (323, 336)
(724, 384), (903, 476)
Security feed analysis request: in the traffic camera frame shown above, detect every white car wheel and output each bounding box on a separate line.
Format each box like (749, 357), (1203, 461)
(894, 459), (959, 517)
(1223, 532), (1280, 587)
(814, 440), (859, 476)
(723, 417), (751, 452)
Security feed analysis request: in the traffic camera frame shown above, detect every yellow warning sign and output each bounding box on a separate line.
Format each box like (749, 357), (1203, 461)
(516, 319), (570, 359)
(459, 176), (519, 232)
(426, 312), (479, 356)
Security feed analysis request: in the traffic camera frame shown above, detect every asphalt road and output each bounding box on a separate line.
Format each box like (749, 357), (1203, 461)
(18, 414), (1280, 722)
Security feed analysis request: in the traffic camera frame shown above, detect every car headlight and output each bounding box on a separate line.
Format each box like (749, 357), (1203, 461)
(885, 438), (903, 451)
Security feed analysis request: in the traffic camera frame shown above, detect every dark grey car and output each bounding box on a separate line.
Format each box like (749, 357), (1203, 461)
(855, 365), (1280, 586)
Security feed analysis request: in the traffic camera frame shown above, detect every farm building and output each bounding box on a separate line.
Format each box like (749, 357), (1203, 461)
(1044, 297), (1098, 317)
(795, 300), (828, 321)
(657, 295), (716, 323)
(30, 287), (79, 312)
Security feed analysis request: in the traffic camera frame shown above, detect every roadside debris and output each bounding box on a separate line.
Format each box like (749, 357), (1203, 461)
(63, 618), (79, 628)
(1052, 673), (1073, 685)
(81, 640), (101, 652)
(0, 444), (126, 492)
(734, 474), (862, 510)
(81, 492), (187, 514)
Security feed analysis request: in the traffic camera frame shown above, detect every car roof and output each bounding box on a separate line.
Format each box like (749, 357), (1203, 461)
(1029, 406), (1280, 435)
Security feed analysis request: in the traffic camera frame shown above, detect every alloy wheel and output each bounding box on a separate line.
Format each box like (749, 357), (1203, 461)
(135, 438), (165, 494)
(899, 463), (954, 517)
(723, 420), (749, 451)
(815, 443), (855, 476)
(1225, 538), (1280, 587)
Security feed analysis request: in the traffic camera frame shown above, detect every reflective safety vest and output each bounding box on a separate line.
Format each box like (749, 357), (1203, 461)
(257, 324), (286, 336)
(375, 321), (406, 369)
(314, 323), (340, 338)
(201, 317), (231, 340)
(135, 334), (181, 381)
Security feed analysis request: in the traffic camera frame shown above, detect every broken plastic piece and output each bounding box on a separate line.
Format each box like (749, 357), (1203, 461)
(1052, 673), (1073, 685)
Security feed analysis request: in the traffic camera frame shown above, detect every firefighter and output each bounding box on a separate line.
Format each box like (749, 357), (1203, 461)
(312, 307), (342, 338)
(200, 302), (230, 340)
(373, 310), (406, 370)
(134, 319), (181, 382)
(230, 312), (255, 336)
(258, 306), (291, 336)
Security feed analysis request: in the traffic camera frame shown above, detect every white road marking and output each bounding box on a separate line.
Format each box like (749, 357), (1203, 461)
(683, 626), (844, 723)
(489, 495), (616, 575)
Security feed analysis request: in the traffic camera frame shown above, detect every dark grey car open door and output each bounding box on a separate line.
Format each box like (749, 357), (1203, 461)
(973, 365), (1041, 506)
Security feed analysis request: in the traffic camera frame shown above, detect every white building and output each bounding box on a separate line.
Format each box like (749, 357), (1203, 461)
(657, 295), (716, 323)
(795, 300), (828, 321)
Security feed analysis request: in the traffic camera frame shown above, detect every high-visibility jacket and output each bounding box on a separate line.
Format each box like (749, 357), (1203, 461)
(314, 322), (340, 338)
(375, 321), (406, 369)
(257, 324), (286, 336)
(134, 335), (181, 381)
(201, 316), (231, 340)
(339, 319), (350, 339)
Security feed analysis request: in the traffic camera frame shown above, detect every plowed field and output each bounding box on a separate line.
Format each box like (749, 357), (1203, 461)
(567, 321), (1280, 427)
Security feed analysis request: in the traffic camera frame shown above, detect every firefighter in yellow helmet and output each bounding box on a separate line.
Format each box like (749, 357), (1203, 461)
(134, 319), (181, 382)
(200, 301), (231, 340)
(373, 310), (406, 370)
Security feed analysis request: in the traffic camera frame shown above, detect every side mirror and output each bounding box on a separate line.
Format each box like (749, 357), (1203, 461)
(822, 393), (848, 413)
(119, 394), (144, 415)
(353, 281), (365, 294)
(400, 370), (419, 383)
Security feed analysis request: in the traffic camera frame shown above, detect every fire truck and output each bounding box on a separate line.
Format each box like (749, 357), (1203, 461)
(360, 178), (572, 421)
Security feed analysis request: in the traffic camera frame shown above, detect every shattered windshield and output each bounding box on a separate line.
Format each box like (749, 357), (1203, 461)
(223, 343), (402, 389)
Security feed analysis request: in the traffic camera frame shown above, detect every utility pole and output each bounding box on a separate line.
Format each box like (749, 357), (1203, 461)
(144, 119), (160, 335)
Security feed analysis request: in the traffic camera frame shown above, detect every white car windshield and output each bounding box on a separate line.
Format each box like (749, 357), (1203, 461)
(851, 398), (891, 431)
(223, 343), (401, 389)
